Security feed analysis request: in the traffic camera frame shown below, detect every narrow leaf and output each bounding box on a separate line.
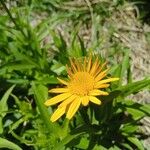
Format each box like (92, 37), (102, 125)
(119, 49), (129, 86)
(0, 85), (15, 134)
(0, 137), (22, 150)
(128, 137), (144, 150)
(116, 78), (150, 97)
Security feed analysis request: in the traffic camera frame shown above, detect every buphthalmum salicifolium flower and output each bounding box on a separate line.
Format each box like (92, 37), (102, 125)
(44, 57), (119, 122)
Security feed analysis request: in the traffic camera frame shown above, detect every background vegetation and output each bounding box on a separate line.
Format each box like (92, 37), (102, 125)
(0, 0), (150, 149)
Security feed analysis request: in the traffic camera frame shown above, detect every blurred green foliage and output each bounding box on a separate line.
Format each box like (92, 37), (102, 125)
(0, 0), (150, 150)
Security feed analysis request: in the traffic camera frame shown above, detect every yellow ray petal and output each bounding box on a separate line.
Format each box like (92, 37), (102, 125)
(99, 61), (107, 71)
(87, 57), (92, 72)
(74, 59), (82, 71)
(58, 95), (77, 108)
(44, 93), (72, 106)
(89, 89), (109, 96)
(66, 98), (81, 119)
(50, 107), (66, 122)
(81, 96), (89, 106)
(94, 84), (110, 89)
(83, 57), (87, 71)
(66, 65), (73, 78)
(89, 96), (101, 105)
(95, 78), (119, 87)
(95, 61), (107, 77)
(94, 69), (109, 82)
(57, 78), (69, 85)
(89, 57), (99, 76)
(49, 88), (69, 93)
(70, 58), (77, 73)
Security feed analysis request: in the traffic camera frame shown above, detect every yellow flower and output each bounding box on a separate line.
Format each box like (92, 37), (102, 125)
(44, 57), (119, 122)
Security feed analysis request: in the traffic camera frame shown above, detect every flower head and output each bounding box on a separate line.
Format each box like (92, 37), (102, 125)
(45, 57), (119, 122)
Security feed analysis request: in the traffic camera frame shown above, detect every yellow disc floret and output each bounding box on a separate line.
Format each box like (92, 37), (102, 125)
(68, 72), (94, 96)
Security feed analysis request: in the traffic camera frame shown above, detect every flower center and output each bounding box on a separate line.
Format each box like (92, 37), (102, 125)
(68, 72), (94, 96)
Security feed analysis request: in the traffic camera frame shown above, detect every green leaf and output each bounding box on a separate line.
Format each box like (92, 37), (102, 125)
(54, 133), (83, 150)
(78, 35), (87, 56)
(108, 64), (121, 88)
(0, 61), (36, 72)
(140, 104), (150, 115)
(93, 145), (107, 150)
(123, 100), (150, 119)
(109, 145), (121, 150)
(0, 85), (15, 112)
(108, 64), (120, 76)
(121, 143), (133, 150)
(51, 31), (66, 51)
(0, 85), (15, 134)
(8, 45), (39, 67)
(9, 117), (25, 133)
(127, 108), (145, 120)
(120, 123), (138, 135)
(75, 137), (89, 149)
(119, 49), (130, 86)
(7, 79), (29, 84)
(34, 76), (59, 84)
(116, 78), (150, 97)
(0, 137), (22, 150)
(69, 30), (85, 58)
(36, 23), (50, 42)
(51, 60), (66, 75)
(54, 124), (96, 150)
(128, 137), (144, 150)
(32, 83), (61, 138)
